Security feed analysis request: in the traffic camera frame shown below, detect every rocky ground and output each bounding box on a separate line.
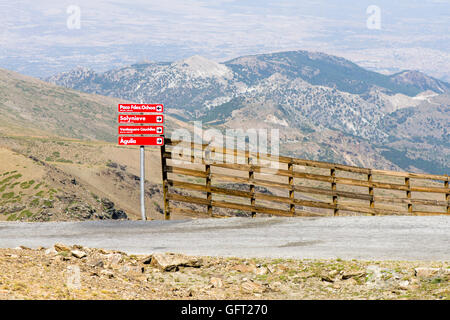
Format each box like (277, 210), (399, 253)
(0, 245), (448, 300)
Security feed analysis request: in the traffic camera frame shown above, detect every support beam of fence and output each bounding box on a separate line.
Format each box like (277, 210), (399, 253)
(248, 156), (256, 217)
(288, 162), (295, 215)
(368, 173), (374, 209)
(206, 164), (212, 216)
(331, 168), (339, 216)
(160, 142), (170, 220)
(405, 177), (412, 214)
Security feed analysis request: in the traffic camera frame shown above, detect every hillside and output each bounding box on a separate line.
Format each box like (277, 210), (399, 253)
(0, 68), (190, 222)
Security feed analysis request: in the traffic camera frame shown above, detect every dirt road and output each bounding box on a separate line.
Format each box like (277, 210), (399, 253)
(0, 216), (449, 260)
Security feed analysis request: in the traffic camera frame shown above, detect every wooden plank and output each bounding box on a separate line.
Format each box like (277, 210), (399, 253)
(337, 204), (405, 216)
(166, 165), (208, 178)
(293, 185), (372, 201)
(167, 193), (210, 206)
(413, 211), (450, 216)
(168, 180), (208, 192)
(169, 206), (206, 217)
(211, 200), (294, 217)
(211, 172), (291, 190)
(373, 196), (448, 207)
(169, 206), (227, 218)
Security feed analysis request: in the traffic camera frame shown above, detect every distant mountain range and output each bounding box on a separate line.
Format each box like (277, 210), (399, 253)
(45, 50), (450, 174)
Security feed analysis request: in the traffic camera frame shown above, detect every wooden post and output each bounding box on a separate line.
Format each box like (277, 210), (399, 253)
(288, 162), (295, 215)
(160, 141), (170, 220)
(445, 176), (449, 214)
(405, 177), (412, 214)
(331, 168), (339, 216)
(206, 164), (212, 216)
(368, 173), (374, 209)
(248, 156), (256, 217)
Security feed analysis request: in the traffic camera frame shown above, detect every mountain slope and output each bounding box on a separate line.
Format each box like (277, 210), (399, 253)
(0, 68), (192, 221)
(0, 68), (185, 141)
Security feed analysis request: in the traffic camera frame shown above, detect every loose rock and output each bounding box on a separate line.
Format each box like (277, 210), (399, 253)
(150, 253), (203, 272)
(71, 250), (87, 259)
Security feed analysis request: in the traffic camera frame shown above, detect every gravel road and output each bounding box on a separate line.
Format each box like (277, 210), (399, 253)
(0, 216), (449, 260)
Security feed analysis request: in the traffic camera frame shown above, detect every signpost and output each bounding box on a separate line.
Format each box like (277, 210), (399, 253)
(118, 103), (164, 221)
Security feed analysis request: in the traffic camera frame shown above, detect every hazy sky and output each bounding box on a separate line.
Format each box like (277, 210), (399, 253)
(0, 0), (449, 79)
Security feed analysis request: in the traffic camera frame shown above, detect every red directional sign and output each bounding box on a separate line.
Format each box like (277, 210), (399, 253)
(118, 114), (163, 124)
(118, 136), (164, 146)
(118, 104), (163, 113)
(118, 126), (164, 135)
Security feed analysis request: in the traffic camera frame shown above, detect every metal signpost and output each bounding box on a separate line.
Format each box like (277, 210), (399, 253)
(118, 104), (164, 220)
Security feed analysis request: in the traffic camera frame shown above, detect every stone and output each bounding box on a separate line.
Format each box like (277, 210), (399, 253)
(255, 266), (268, 275)
(54, 243), (71, 252)
(328, 270), (339, 278)
(267, 265), (276, 274)
(414, 267), (442, 278)
(101, 198), (114, 210)
(241, 281), (265, 294)
(104, 253), (123, 268)
(100, 270), (114, 279)
(142, 255), (153, 264)
(150, 253), (203, 272)
(398, 280), (410, 289)
(342, 278), (358, 286)
(232, 264), (256, 273)
(321, 275), (334, 283)
(45, 247), (57, 255)
(210, 277), (223, 288)
(366, 265), (382, 281)
(268, 281), (282, 292)
(111, 209), (128, 220)
(71, 250), (87, 259)
(341, 272), (365, 280)
(90, 259), (104, 268)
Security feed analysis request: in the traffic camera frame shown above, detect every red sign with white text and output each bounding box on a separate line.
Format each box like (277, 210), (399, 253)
(118, 126), (164, 135)
(118, 114), (163, 124)
(118, 104), (163, 113)
(118, 136), (164, 146)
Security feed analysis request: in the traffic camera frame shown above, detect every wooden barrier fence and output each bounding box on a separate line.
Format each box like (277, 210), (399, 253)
(160, 138), (449, 220)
